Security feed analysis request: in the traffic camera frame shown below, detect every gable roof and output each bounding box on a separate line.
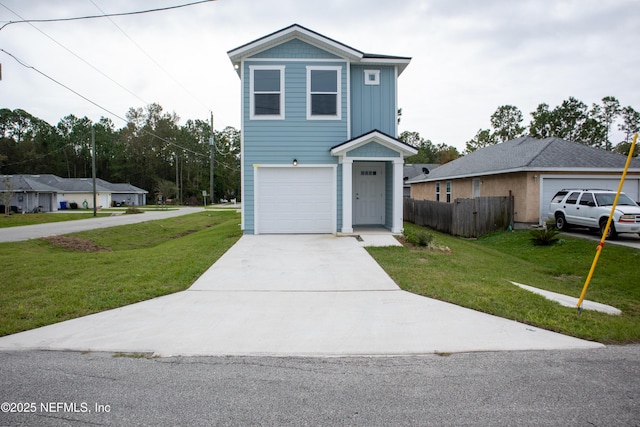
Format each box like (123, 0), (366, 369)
(407, 136), (640, 183)
(330, 129), (418, 158)
(0, 175), (59, 192)
(0, 175), (147, 194)
(228, 24), (411, 75)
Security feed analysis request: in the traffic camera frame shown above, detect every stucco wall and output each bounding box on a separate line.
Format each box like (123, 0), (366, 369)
(410, 172), (539, 223)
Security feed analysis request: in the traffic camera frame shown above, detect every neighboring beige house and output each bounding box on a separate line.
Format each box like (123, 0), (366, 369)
(407, 137), (640, 225)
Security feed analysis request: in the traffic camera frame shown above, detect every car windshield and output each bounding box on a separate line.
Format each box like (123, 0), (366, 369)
(594, 193), (638, 206)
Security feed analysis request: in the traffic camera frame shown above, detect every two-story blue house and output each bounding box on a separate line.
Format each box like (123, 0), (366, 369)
(228, 24), (417, 235)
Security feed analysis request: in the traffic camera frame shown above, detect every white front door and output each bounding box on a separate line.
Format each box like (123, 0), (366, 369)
(353, 162), (385, 225)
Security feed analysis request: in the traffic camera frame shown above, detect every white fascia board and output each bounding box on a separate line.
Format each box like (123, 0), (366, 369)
(407, 167), (640, 184)
(228, 25), (363, 65)
(331, 131), (417, 157)
(360, 57), (411, 75)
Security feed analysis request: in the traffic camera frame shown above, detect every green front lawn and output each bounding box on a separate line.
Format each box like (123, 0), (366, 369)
(0, 211), (242, 336)
(2, 214), (639, 344)
(368, 222), (640, 344)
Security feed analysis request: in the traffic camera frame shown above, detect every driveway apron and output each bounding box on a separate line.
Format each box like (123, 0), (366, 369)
(0, 235), (602, 356)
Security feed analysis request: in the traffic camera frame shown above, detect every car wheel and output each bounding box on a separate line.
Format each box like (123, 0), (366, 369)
(600, 219), (618, 240)
(555, 213), (568, 231)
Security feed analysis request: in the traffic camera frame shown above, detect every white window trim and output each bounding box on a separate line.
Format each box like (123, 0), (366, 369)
(306, 65), (341, 121)
(364, 69), (380, 85)
(249, 65), (285, 120)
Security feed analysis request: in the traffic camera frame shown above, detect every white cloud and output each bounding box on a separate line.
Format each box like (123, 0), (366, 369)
(1, 0), (638, 151)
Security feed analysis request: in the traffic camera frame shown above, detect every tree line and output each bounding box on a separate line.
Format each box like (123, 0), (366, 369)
(465, 96), (639, 154)
(4, 95), (636, 201)
(0, 104), (240, 204)
(400, 95), (639, 165)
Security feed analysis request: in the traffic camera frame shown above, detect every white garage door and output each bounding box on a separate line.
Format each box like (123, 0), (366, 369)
(540, 175), (640, 223)
(255, 166), (335, 234)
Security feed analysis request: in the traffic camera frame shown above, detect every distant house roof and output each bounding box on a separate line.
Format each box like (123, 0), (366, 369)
(228, 24), (411, 76)
(0, 175), (59, 192)
(407, 137), (640, 183)
(404, 164), (440, 183)
(0, 175), (147, 194)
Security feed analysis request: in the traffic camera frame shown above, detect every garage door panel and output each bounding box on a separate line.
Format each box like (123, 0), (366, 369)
(256, 167), (334, 234)
(540, 176), (640, 224)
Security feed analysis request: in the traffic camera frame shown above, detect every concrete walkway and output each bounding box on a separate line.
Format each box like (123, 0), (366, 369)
(0, 235), (602, 357)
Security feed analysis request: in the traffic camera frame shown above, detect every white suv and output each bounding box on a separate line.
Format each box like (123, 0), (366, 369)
(548, 189), (640, 239)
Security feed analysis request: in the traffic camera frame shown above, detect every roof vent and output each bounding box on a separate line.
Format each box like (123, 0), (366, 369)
(422, 167), (430, 175)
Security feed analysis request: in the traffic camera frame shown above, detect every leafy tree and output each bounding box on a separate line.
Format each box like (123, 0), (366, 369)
(618, 106), (640, 143)
(465, 128), (494, 153)
(212, 126), (241, 201)
(529, 103), (556, 139)
(595, 96), (621, 150)
(614, 141), (638, 157)
(553, 97), (589, 142)
(0, 177), (13, 216)
(400, 131), (438, 163)
(154, 178), (177, 205)
(436, 143), (460, 164)
(490, 105), (525, 142)
(400, 131), (459, 164)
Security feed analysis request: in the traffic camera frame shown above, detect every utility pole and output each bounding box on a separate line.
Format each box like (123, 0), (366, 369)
(91, 126), (97, 217)
(209, 112), (214, 205)
(175, 152), (179, 205)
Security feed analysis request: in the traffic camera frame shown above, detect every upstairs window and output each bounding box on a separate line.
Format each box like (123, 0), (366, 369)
(307, 66), (341, 120)
(250, 66), (284, 119)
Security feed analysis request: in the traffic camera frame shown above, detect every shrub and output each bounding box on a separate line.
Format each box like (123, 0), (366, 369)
(530, 228), (560, 246)
(404, 229), (434, 247)
(69, 202), (79, 210)
(125, 207), (143, 214)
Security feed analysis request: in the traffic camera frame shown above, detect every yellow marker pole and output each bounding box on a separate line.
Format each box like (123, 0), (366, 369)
(577, 133), (638, 313)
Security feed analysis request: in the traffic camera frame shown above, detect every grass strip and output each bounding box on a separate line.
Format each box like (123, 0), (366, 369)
(0, 213), (112, 228)
(0, 211), (241, 336)
(368, 222), (640, 344)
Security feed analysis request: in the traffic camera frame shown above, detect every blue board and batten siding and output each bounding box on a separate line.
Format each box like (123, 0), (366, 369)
(350, 65), (397, 137)
(242, 41), (350, 233)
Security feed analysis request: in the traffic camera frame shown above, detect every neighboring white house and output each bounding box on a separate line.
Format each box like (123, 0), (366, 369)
(0, 174), (148, 212)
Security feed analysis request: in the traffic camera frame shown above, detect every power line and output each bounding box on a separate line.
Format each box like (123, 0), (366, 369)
(0, 0), (216, 31)
(89, 0), (213, 112)
(1, 49), (124, 121)
(0, 49), (208, 159)
(0, 3), (149, 105)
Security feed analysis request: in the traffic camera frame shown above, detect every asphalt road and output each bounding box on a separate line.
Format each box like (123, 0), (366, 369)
(0, 207), (206, 243)
(1, 347), (638, 426)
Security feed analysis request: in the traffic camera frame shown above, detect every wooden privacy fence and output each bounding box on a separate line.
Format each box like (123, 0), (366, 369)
(404, 196), (514, 238)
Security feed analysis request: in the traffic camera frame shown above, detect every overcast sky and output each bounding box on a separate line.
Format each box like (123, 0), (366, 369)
(1, 0), (638, 151)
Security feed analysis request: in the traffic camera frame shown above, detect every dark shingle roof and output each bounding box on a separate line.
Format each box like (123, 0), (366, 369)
(0, 175), (147, 194)
(408, 137), (640, 183)
(0, 175), (59, 192)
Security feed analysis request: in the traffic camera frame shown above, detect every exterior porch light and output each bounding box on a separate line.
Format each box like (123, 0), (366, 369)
(293, 159), (298, 166)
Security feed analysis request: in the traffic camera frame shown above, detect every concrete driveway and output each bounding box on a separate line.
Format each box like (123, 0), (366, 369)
(0, 234), (602, 357)
(560, 229), (640, 250)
